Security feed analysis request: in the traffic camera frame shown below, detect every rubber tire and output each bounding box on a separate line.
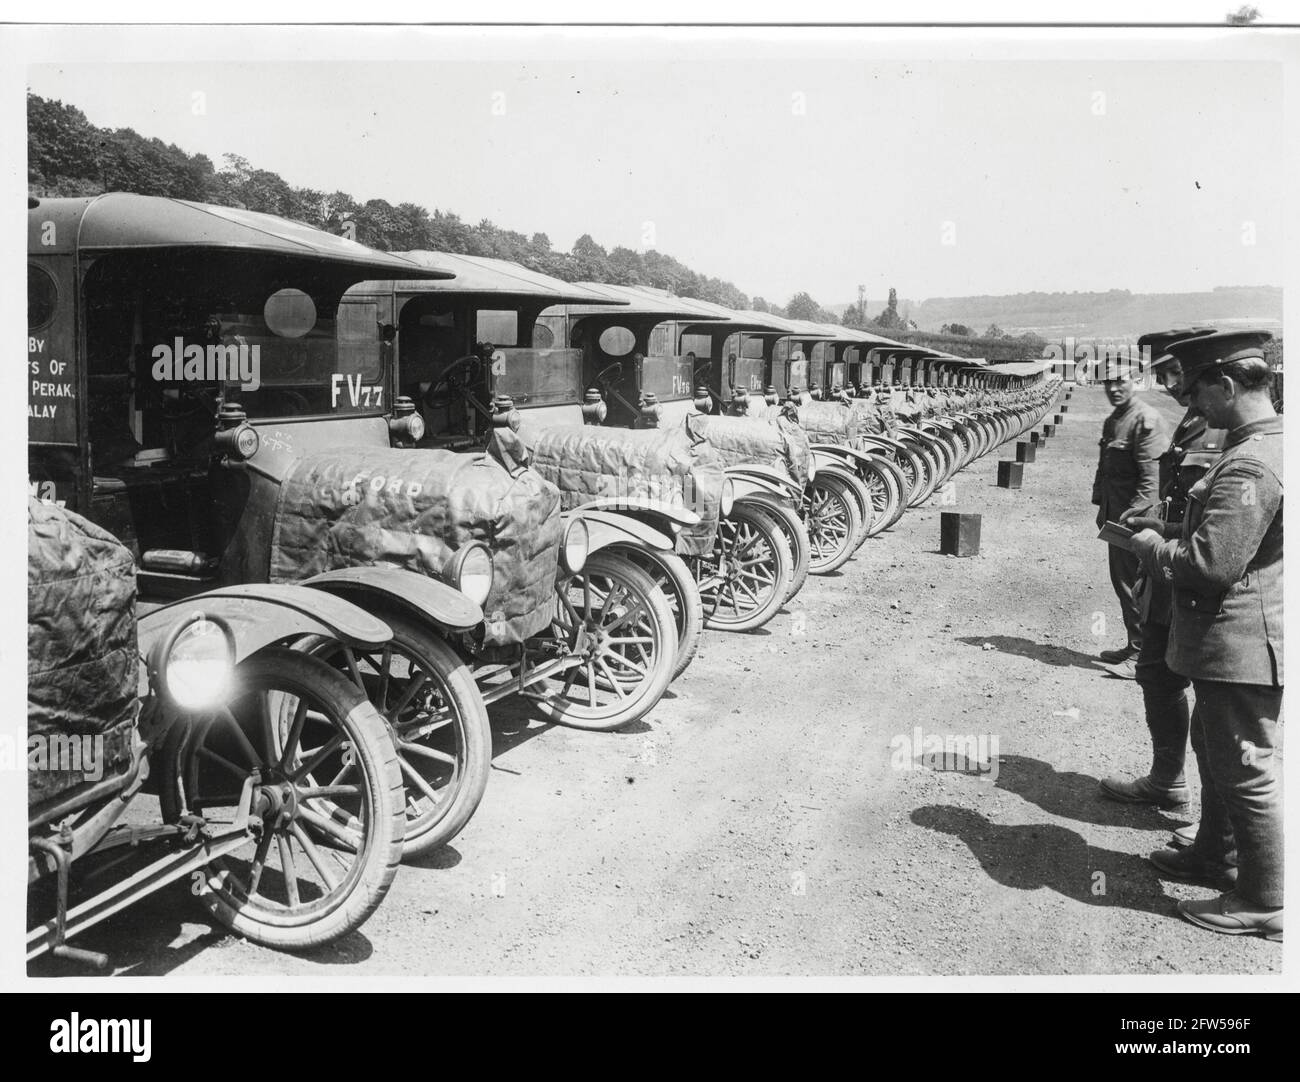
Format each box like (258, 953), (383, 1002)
(615, 545), (705, 681)
(159, 648), (404, 951)
(735, 493), (811, 603)
(698, 502), (794, 632)
(890, 447), (922, 507)
(366, 616), (490, 859)
(905, 441), (940, 506)
(294, 616), (491, 859)
(837, 469), (875, 551)
(871, 455), (910, 530)
(804, 472), (864, 572)
(857, 458), (904, 537)
(534, 551), (676, 731)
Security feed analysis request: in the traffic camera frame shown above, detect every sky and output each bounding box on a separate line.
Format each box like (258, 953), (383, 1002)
(20, 24), (1292, 308)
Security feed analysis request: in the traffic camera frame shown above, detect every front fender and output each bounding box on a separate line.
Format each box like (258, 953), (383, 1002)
(811, 444), (878, 470)
(138, 583), (392, 665)
(810, 461), (865, 490)
(574, 496), (700, 530)
(857, 434), (909, 456)
(725, 464), (802, 500)
(730, 474), (790, 503)
(574, 509), (674, 554)
(303, 566), (483, 634)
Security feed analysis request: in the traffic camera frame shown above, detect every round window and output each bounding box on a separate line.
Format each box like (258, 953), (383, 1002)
(532, 323), (556, 349)
(28, 264), (57, 329)
(598, 326), (636, 357)
(263, 288), (317, 338)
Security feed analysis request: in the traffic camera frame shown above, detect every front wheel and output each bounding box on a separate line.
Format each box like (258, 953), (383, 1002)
(303, 615), (491, 859)
(735, 494), (811, 603)
(615, 546), (705, 681)
(858, 459), (904, 537)
(803, 474), (863, 573)
(695, 502), (793, 632)
(158, 648), (405, 951)
(533, 551), (677, 731)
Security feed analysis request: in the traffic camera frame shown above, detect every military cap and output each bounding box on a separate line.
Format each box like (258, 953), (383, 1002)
(1138, 327), (1217, 371)
(1166, 329), (1274, 386)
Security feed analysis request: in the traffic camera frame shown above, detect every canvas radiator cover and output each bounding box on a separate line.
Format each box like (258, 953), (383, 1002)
(519, 421), (726, 556)
(27, 498), (140, 807)
(685, 413), (812, 488)
(847, 398), (899, 436)
(795, 401), (861, 446)
(269, 447), (562, 645)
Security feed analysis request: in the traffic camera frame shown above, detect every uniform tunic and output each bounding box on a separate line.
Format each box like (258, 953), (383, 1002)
(1147, 417), (1283, 687)
(1139, 415), (1284, 906)
(1092, 397), (1165, 529)
(1093, 395), (1165, 649)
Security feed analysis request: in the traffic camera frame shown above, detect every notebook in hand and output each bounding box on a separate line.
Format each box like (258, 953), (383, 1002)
(1097, 520), (1136, 551)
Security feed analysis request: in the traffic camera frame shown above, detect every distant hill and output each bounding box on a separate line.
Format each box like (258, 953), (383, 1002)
(904, 287), (1282, 339)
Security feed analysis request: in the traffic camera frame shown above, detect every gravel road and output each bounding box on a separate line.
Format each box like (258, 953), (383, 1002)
(36, 383), (1281, 978)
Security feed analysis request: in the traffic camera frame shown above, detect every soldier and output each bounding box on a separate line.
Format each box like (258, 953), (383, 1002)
(1098, 328), (1219, 806)
(1129, 330), (1282, 941)
(1092, 361), (1166, 671)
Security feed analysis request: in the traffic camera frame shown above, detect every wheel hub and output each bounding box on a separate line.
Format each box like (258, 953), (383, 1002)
(253, 781), (299, 828)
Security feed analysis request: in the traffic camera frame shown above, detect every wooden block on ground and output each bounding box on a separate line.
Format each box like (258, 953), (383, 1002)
(1015, 441), (1036, 463)
(997, 461), (1024, 489)
(940, 511), (982, 556)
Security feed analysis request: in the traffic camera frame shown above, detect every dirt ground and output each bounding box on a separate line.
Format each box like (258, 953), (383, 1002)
(35, 382), (1282, 979)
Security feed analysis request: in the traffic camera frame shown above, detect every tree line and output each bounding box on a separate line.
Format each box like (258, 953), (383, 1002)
(27, 90), (1039, 356)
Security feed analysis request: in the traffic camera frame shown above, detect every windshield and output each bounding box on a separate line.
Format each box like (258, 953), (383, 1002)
(82, 251), (390, 424)
(496, 348), (583, 407)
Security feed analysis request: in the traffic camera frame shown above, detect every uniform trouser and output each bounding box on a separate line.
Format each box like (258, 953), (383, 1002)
(1186, 679), (1284, 908)
(1133, 620), (1190, 787)
(1107, 543), (1143, 651)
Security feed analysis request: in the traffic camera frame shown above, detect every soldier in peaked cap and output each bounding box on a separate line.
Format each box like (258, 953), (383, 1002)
(1092, 357), (1167, 668)
(1098, 329), (1221, 807)
(1129, 330), (1282, 941)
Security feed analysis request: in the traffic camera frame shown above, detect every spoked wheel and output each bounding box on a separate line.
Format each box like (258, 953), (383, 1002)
(945, 427), (974, 470)
(858, 459), (903, 537)
(870, 455), (910, 530)
(888, 447), (921, 506)
(696, 502), (793, 631)
(533, 551), (676, 731)
(802, 474), (862, 573)
(927, 433), (958, 486)
(158, 648), (404, 950)
(302, 615), (491, 859)
(735, 494), (811, 603)
(616, 545), (705, 681)
(903, 442), (939, 507)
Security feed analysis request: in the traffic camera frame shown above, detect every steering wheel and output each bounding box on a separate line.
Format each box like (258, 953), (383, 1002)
(595, 361), (624, 389)
(423, 354), (484, 410)
(158, 382), (222, 420)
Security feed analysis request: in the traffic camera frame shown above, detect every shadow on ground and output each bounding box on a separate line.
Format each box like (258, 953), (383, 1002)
(957, 634), (1100, 671)
(910, 804), (1178, 920)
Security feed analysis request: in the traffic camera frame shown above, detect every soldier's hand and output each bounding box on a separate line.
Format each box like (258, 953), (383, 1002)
(1122, 515), (1164, 534)
(1129, 528), (1161, 559)
(1118, 504), (1155, 524)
